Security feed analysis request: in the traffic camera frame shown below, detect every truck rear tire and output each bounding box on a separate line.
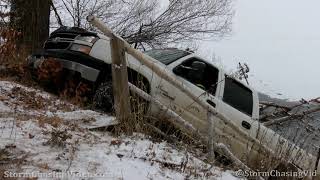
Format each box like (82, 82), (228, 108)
(93, 81), (114, 113)
(92, 72), (151, 114)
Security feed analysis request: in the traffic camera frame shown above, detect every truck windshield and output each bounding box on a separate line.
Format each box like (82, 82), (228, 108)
(144, 49), (190, 65)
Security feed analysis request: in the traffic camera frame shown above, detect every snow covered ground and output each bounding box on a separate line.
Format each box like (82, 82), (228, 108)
(0, 81), (239, 180)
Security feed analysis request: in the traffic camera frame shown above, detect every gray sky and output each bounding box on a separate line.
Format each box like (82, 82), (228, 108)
(199, 0), (320, 100)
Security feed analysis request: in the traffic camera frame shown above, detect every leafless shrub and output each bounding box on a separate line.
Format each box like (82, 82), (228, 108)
(0, 148), (11, 164)
(43, 128), (72, 148)
(0, 25), (31, 83)
(0, 144), (29, 179)
(113, 74), (150, 135)
(0, 0), (49, 85)
(38, 116), (63, 128)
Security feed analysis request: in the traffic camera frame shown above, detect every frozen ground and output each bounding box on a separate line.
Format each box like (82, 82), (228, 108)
(0, 81), (238, 180)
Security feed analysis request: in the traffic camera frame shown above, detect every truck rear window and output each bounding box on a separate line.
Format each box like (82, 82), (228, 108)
(144, 49), (190, 65)
(223, 76), (253, 116)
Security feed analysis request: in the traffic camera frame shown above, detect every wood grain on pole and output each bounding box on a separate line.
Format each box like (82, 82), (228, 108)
(110, 36), (131, 122)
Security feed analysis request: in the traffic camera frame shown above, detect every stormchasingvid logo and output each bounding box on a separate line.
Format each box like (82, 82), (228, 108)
(234, 169), (317, 178)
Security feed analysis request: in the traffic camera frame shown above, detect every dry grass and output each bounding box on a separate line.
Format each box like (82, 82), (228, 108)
(43, 128), (72, 148)
(8, 87), (45, 110)
(0, 28), (38, 89)
(38, 116), (63, 128)
(0, 144), (29, 180)
(0, 29), (90, 108)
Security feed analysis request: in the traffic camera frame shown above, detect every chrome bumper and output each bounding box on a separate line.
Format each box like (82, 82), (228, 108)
(28, 56), (100, 82)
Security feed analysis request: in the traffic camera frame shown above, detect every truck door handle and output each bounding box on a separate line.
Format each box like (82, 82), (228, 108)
(158, 86), (175, 101)
(242, 121), (251, 130)
(207, 100), (216, 108)
(161, 92), (175, 101)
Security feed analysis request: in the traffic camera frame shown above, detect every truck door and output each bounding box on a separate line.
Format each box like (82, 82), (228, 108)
(216, 75), (258, 164)
(155, 57), (221, 135)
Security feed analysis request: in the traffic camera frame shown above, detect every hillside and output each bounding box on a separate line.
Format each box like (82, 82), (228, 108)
(0, 80), (237, 180)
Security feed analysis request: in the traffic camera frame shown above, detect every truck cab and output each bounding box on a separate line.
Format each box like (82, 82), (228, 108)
(127, 48), (317, 173)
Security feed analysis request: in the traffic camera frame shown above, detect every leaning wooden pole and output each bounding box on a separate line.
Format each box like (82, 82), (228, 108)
(110, 37), (131, 125)
(88, 15), (131, 124)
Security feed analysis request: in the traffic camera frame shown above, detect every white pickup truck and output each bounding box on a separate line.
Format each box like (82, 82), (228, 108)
(28, 27), (319, 175)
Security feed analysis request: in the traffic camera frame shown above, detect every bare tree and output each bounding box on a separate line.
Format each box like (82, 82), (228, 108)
(10, 0), (50, 53)
(53, 0), (233, 49)
(51, 0), (116, 29)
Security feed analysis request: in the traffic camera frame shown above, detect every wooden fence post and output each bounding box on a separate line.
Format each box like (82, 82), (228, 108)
(110, 37), (131, 123)
(208, 111), (215, 162)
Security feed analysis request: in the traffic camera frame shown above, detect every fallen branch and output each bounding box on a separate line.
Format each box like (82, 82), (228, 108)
(264, 105), (320, 126)
(263, 116), (291, 126)
(259, 101), (292, 112)
(259, 114), (274, 121)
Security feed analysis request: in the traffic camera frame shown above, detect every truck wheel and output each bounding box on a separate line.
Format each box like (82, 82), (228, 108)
(93, 81), (114, 113)
(92, 78), (150, 114)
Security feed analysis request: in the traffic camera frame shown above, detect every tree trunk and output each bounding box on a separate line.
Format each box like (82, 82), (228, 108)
(10, 0), (50, 53)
